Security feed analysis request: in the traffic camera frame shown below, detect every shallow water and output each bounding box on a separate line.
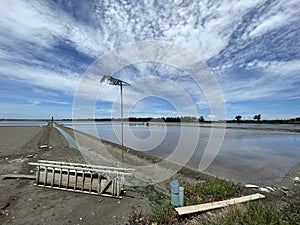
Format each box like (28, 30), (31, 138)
(62, 121), (300, 185)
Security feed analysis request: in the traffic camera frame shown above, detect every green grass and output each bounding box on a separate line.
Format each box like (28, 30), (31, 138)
(182, 177), (241, 206)
(134, 185), (178, 224)
(200, 201), (288, 225)
(131, 180), (300, 225)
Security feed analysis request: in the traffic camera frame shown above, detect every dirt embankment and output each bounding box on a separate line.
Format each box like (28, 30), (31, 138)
(0, 124), (151, 225)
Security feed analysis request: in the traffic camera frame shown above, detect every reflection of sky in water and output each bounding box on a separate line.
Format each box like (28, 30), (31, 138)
(64, 122), (300, 186)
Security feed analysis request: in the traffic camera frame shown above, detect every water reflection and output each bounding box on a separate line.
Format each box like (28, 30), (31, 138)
(62, 121), (300, 185)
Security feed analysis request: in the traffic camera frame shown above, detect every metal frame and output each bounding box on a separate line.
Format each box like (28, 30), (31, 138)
(29, 160), (133, 198)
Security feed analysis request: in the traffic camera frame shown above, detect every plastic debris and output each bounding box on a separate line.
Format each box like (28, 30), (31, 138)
(244, 184), (259, 188)
(26, 154), (33, 158)
(39, 145), (48, 149)
(293, 176), (300, 183)
(266, 186), (275, 192)
(259, 187), (270, 193)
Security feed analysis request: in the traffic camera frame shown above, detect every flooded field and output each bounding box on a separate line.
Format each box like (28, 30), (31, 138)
(62, 121), (300, 185)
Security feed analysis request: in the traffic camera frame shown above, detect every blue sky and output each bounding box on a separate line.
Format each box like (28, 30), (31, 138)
(0, 0), (299, 120)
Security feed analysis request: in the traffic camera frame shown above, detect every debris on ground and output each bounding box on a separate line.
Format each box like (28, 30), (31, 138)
(39, 144), (48, 149)
(244, 184), (276, 192)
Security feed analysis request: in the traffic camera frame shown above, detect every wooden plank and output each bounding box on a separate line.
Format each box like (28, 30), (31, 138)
(175, 193), (265, 216)
(1, 174), (36, 180)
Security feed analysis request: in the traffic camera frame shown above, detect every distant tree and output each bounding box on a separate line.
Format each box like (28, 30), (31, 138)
(235, 115), (242, 122)
(253, 114), (261, 122)
(199, 116), (205, 122)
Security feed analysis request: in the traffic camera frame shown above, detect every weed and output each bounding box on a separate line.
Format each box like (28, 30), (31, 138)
(282, 201), (300, 225)
(182, 177), (241, 206)
(199, 201), (288, 225)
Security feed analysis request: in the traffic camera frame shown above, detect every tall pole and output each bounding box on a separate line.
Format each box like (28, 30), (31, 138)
(120, 82), (124, 163)
(100, 75), (130, 166)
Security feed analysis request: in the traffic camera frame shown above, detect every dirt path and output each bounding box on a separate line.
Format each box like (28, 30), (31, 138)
(0, 124), (151, 225)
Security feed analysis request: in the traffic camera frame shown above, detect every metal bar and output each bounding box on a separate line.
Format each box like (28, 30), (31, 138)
(89, 172), (93, 193)
(51, 168), (55, 187)
(101, 179), (112, 194)
(36, 184), (123, 199)
(120, 82), (124, 164)
(97, 173), (101, 194)
(44, 167), (48, 186)
(59, 168), (62, 188)
(37, 160), (135, 171)
(74, 170), (77, 190)
(66, 169), (70, 189)
(30, 161), (130, 198)
(29, 162), (132, 176)
(37, 166), (40, 184)
(82, 171), (85, 191)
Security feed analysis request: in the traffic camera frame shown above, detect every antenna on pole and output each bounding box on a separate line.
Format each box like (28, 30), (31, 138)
(100, 75), (131, 165)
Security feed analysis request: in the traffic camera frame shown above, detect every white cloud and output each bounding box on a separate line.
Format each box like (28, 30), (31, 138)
(0, 0), (299, 119)
(222, 60), (300, 103)
(29, 100), (41, 105)
(248, 13), (290, 38)
(244, 0), (299, 39)
(0, 61), (81, 94)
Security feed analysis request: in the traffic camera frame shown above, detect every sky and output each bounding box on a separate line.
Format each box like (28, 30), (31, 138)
(0, 0), (299, 120)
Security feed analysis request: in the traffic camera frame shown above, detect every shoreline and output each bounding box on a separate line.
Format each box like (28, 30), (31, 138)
(57, 122), (299, 187)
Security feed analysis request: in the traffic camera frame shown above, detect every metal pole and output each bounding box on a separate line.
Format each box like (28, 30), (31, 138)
(100, 75), (130, 165)
(120, 82), (124, 163)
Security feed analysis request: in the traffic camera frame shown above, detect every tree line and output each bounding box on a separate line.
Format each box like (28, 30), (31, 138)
(235, 114), (261, 123)
(232, 115), (300, 124)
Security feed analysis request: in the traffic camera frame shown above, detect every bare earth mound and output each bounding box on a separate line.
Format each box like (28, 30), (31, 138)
(0, 125), (151, 225)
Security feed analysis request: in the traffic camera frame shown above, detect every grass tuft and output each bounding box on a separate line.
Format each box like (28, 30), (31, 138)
(132, 180), (299, 225)
(182, 177), (241, 206)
